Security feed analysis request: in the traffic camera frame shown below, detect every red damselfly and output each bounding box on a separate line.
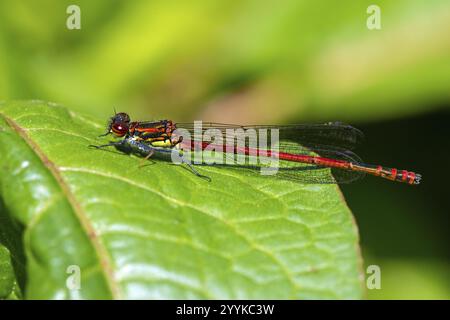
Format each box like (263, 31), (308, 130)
(90, 112), (421, 185)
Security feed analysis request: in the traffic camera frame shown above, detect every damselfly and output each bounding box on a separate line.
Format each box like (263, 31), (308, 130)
(90, 112), (422, 185)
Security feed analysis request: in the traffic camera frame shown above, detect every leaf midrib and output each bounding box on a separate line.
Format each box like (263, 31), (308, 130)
(1, 113), (121, 299)
(60, 166), (300, 296)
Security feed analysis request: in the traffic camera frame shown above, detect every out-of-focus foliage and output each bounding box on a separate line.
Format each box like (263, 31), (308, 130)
(0, 0), (448, 299)
(0, 0), (448, 123)
(0, 245), (15, 298)
(364, 257), (450, 299)
(342, 112), (450, 300)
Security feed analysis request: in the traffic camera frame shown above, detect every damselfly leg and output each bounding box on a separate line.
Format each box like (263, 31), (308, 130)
(90, 138), (211, 181)
(139, 149), (155, 167)
(89, 141), (125, 149)
(178, 151), (211, 182)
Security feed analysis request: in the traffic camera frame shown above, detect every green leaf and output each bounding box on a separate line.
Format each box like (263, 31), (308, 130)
(0, 188), (25, 300)
(0, 244), (15, 298)
(0, 100), (363, 299)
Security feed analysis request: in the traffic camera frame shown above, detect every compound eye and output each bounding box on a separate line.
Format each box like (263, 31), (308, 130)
(112, 123), (128, 136)
(115, 112), (130, 123)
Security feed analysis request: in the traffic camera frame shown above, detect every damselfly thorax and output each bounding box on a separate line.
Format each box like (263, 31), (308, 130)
(129, 120), (183, 148)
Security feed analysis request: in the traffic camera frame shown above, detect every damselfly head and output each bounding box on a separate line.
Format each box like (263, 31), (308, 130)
(112, 112), (130, 124)
(110, 112), (130, 137)
(100, 112), (131, 137)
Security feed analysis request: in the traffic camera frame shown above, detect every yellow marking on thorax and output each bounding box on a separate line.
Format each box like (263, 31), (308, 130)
(150, 140), (173, 148)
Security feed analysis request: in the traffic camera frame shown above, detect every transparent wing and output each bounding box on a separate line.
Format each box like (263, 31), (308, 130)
(179, 138), (365, 184)
(175, 121), (364, 151)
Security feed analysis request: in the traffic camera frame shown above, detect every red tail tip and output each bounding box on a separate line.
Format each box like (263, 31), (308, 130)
(412, 173), (422, 185)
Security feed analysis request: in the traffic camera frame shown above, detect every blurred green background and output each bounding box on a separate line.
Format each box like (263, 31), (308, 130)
(0, 0), (448, 299)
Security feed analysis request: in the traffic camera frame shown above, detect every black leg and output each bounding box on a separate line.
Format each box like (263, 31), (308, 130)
(139, 149), (155, 167)
(98, 131), (111, 137)
(180, 152), (211, 182)
(89, 141), (123, 149)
